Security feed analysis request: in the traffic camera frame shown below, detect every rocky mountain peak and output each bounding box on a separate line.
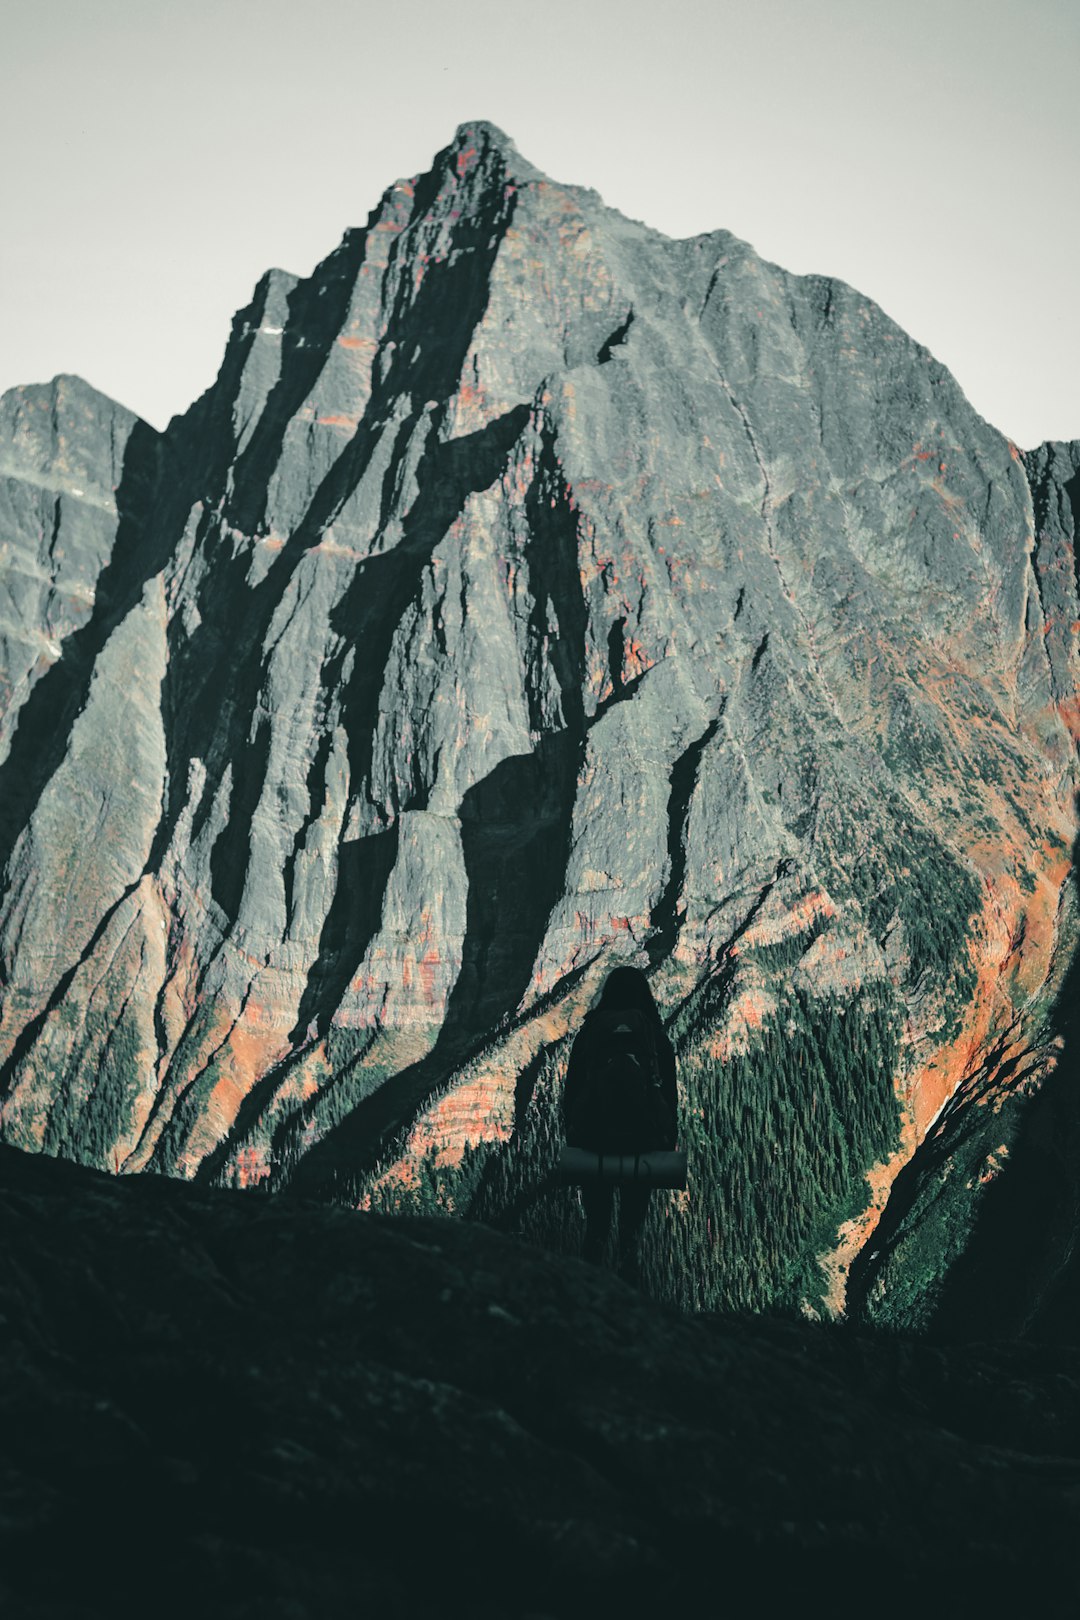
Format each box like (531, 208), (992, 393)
(0, 124), (1077, 1327)
(448, 117), (539, 174)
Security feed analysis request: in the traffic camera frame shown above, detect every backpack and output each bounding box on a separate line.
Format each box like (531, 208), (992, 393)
(568, 1008), (674, 1153)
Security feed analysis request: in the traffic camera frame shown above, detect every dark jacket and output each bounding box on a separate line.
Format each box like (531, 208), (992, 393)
(562, 1008), (679, 1150)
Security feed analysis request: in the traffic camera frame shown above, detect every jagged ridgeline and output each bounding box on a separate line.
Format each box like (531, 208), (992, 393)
(0, 123), (1077, 1318)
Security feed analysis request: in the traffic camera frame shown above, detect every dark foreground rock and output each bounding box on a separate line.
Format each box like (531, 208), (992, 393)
(1, 1143), (1077, 1618)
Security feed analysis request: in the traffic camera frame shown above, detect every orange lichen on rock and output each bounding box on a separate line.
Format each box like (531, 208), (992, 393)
(406, 1065), (515, 1172)
(1055, 694), (1080, 741)
(196, 1013), (289, 1164)
(234, 1142), (271, 1189)
(503, 446), (535, 503)
(122, 999), (241, 1176)
(817, 847), (1072, 1316)
(974, 1143), (1009, 1187)
(817, 1131), (914, 1318)
(710, 988), (771, 1058)
(361, 970), (599, 1201)
(621, 635), (652, 682)
(358, 1155), (423, 1209)
(738, 890), (836, 955)
(447, 372), (498, 437)
(908, 865), (1049, 1132)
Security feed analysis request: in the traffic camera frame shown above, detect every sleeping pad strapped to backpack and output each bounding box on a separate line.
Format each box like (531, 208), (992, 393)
(568, 1008), (675, 1154)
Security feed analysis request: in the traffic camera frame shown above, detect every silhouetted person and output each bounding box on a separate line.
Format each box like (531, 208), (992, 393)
(562, 965), (678, 1279)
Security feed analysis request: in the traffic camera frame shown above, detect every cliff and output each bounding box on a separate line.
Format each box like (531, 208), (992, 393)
(0, 122), (1076, 1317)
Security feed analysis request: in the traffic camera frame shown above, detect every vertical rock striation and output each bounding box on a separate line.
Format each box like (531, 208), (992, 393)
(0, 123), (1076, 1314)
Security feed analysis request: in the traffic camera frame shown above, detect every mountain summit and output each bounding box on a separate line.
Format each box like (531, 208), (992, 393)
(0, 124), (1077, 1322)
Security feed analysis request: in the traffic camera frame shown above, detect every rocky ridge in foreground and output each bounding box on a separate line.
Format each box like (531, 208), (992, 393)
(0, 122), (1077, 1320)
(1, 1141), (1078, 1618)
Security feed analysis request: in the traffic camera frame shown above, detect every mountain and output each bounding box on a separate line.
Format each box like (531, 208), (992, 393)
(3, 1140), (1078, 1618)
(0, 122), (1077, 1322)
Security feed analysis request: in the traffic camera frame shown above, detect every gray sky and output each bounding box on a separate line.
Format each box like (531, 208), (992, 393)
(1, 0), (1076, 448)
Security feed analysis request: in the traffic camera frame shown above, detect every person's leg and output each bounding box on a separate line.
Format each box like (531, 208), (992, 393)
(616, 1184), (651, 1282)
(581, 1183), (615, 1263)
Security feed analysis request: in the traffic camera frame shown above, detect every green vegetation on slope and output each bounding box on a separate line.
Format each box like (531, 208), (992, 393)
(366, 961), (903, 1317)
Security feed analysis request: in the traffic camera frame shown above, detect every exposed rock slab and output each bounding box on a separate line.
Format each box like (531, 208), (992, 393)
(0, 123), (1077, 1316)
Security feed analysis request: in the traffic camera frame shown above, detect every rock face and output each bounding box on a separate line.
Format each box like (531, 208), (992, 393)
(0, 122), (1077, 1318)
